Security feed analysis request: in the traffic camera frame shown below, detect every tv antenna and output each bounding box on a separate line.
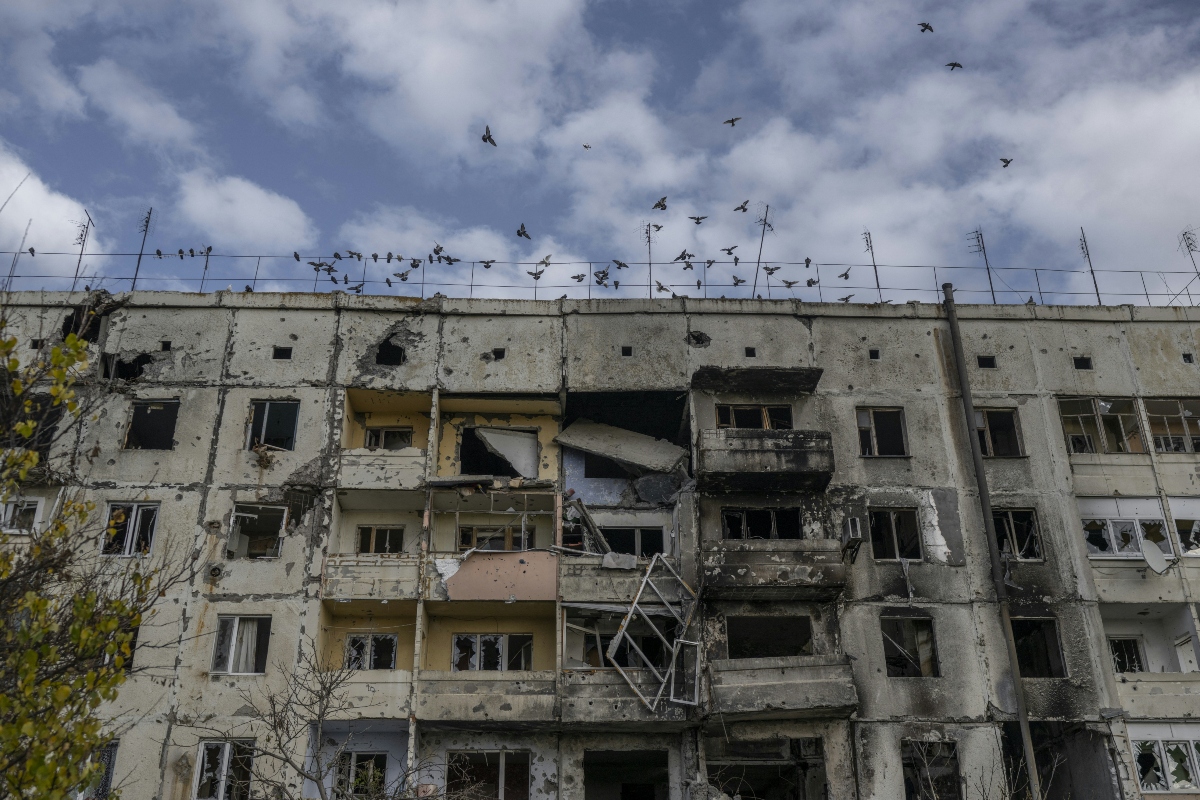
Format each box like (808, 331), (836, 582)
(1079, 228), (1101, 304)
(750, 204), (772, 296)
(641, 221), (659, 299)
(967, 228), (997, 304)
(69, 210), (95, 293)
(863, 229), (882, 302)
(131, 208), (153, 291)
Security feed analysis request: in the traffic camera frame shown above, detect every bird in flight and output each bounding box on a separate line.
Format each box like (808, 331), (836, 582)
(432, 243), (444, 255)
(582, 143), (591, 150)
(1000, 158), (1013, 168)
(527, 268), (545, 280)
(674, 250), (695, 262)
(682, 261), (694, 270)
(394, 270), (412, 281)
(721, 246), (738, 255)
(724, 117), (742, 127)
(764, 266), (780, 275)
(348, 250), (363, 260)
(732, 275), (746, 286)
(536, 254), (552, 268)
(651, 224), (663, 231)
(613, 260), (629, 269)
(572, 273), (586, 282)
(946, 62), (963, 70)
(481, 260), (495, 269)
(655, 280), (670, 293)
(705, 259), (715, 268)
(734, 200), (749, 212)
(410, 259), (422, 269)
(806, 278), (819, 287)
(782, 279), (800, 288)
(482, 125), (497, 146)
(517, 223), (531, 239)
(919, 22), (933, 32)
(838, 268), (851, 280)
(838, 294), (854, 303)
(652, 197), (668, 211)
(689, 216), (707, 225)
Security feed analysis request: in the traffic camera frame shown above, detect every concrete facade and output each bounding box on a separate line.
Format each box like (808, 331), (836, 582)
(17, 289), (1200, 798)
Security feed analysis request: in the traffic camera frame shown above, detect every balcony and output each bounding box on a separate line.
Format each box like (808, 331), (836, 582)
(1113, 673), (1200, 720)
(331, 670), (414, 720)
(413, 671), (557, 724)
(696, 429), (834, 492)
(559, 555), (689, 605)
(708, 655), (857, 720)
(337, 449), (427, 490)
(322, 555), (421, 600)
(560, 669), (690, 726)
(702, 539), (847, 600)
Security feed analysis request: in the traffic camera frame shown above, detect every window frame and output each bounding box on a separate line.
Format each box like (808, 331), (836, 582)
(992, 509), (1043, 562)
(1108, 636), (1147, 674)
(868, 508), (922, 561)
(974, 408), (1023, 457)
(123, 398), (181, 451)
(210, 615), (272, 675)
(1144, 398), (1200, 454)
(446, 750), (530, 800)
(880, 616), (940, 678)
(245, 399), (300, 451)
(1081, 515), (1173, 560)
(1010, 616), (1068, 678)
(228, 504), (287, 560)
(356, 525), (406, 556)
(598, 527), (667, 557)
(1, 497), (43, 533)
(1058, 397), (1146, 455)
(450, 633), (534, 672)
(1131, 738), (1200, 793)
(102, 502), (159, 557)
(458, 524), (532, 552)
(715, 404), (793, 430)
(856, 407), (908, 457)
(336, 751), (389, 798)
(363, 426), (414, 451)
(720, 507), (804, 540)
(77, 739), (119, 800)
(193, 740), (254, 800)
(345, 633), (398, 671)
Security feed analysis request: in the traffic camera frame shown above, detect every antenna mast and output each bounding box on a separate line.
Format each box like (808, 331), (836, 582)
(70, 210), (94, 293)
(1079, 228), (1101, 305)
(751, 204), (771, 296)
(131, 208), (153, 291)
(863, 229), (882, 302)
(968, 228), (997, 304)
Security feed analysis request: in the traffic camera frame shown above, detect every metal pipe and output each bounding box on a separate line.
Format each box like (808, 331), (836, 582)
(942, 283), (1042, 798)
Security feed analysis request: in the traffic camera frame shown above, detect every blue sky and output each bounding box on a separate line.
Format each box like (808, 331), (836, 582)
(1, 0), (1199, 303)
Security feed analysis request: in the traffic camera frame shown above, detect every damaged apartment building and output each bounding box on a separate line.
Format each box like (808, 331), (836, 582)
(13, 288), (1200, 799)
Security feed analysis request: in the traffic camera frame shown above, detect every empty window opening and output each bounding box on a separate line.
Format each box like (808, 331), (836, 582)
(336, 752), (388, 798)
(583, 451), (632, 478)
(744, 346), (757, 358)
(79, 740), (119, 800)
(459, 427), (538, 478)
(1109, 637), (1145, 673)
(124, 399), (179, 450)
(621, 345), (634, 357)
(103, 503), (158, 557)
(1131, 738), (1200, 793)
(1073, 355), (1093, 370)
(976, 409), (1022, 457)
(565, 390), (689, 443)
(246, 400), (299, 450)
(102, 353), (153, 380)
(1080, 514), (1171, 560)
(716, 404), (792, 430)
(1174, 506), (1200, 556)
(1145, 398), (1200, 453)
(365, 426), (412, 450)
(976, 354), (997, 369)
(492, 347), (506, 360)
(345, 634), (397, 670)
(2, 499), (40, 531)
(1058, 397), (1145, 454)
(272, 346), (292, 360)
(160, 340), (171, 351)
(869, 348), (881, 360)
(459, 525), (532, 552)
(227, 505), (287, 559)
(374, 336), (406, 366)
(452, 633), (533, 671)
(707, 739), (827, 800)
(993, 509), (1043, 561)
(194, 741), (254, 800)
(869, 508), (921, 560)
(584, 750), (669, 800)
(447, 751), (529, 800)
(1185, 353), (1195, 364)
(29, 338), (44, 350)
(901, 741), (960, 800)
(60, 306), (102, 343)
(1010, 617), (1067, 677)
(881, 616), (939, 677)
(857, 407), (907, 456)
(210, 616), (272, 674)
(722, 508), (803, 540)
(727, 616), (812, 659)
(564, 612), (673, 671)
(357, 526), (404, 555)
(600, 527), (665, 557)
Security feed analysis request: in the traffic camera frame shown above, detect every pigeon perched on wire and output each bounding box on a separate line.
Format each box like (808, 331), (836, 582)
(838, 268), (851, 279)
(410, 259), (422, 269)
(178, 249), (184, 259)
(517, 223), (531, 239)
(613, 260), (629, 269)
(652, 197), (667, 211)
(733, 256), (740, 266)
(732, 275), (746, 286)
(372, 253), (379, 262)
(724, 117), (742, 127)
(333, 252), (342, 260)
(387, 252), (394, 262)
(482, 125), (497, 146)
(348, 250), (363, 260)
(156, 249), (162, 258)
(293, 252), (300, 261)
(721, 246), (737, 255)
(805, 257), (812, 268)
(734, 200), (748, 212)
(919, 22), (933, 31)
(674, 250), (695, 262)
(689, 216), (707, 225)
(445, 256), (461, 265)
(385, 277), (393, 287)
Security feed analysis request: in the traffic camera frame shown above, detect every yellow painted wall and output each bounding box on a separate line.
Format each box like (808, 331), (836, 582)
(422, 605), (556, 670)
(436, 413), (560, 479)
(321, 605), (418, 670)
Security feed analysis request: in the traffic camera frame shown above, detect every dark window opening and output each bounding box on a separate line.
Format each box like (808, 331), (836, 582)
(459, 525), (532, 552)
(716, 405), (793, 430)
(272, 346), (292, 360)
(707, 739), (827, 800)
(1145, 398), (1200, 453)
(869, 348), (880, 360)
(727, 616), (812, 659)
(565, 391), (689, 444)
(195, 741), (254, 800)
(459, 427), (521, 477)
(102, 353), (153, 380)
(448, 751), (530, 800)
(722, 508), (803, 540)
(977, 355), (997, 369)
(228, 505), (287, 559)
(1011, 618), (1067, 677)
(882, 617), (939, 678)
(124, 400), (179, 450)
(901, 740), (961, 800)
(492, 348), (506, 360)
(247, 400), (299, 450)
(1185, 353), (1195, 364)
(744, 347), (757, 358)
(452, 633), (533, 671)
(1109, 637), (1145, 674)
(620, 345), (633, 357)
(357, 526), (404, 555)
(160, 340), (171, 351)
(584, 451), (631, 479)
(993, 509), (1042, 560)
(584, 750), (668, 800)
(29, 338), (44, 350)
(345, 634), (398, 670)
(1073, 356), (1093, 370)
(336, 752), (388, 798)
(103, 503), (158, 556)
(600, 527), (665, 557)
(858, 407), (907, 456)
(365, 427), (412, 450)
(869, 508), (921, 560)
(976, 409), (1022, 457)
(61, 306), (101, 343)
(1059, 397), (1145, 454)
(375, 336), (406, 365)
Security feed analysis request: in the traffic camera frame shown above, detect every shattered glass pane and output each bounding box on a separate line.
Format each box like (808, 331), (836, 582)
(452, 635), (477, 672)
(1163, 741), (1196, 790)
(744, 510), (773, 539)
(1112, 520), (1140, 554)
(479, 635), (502, 670)
(195, 743), (225, 800)
(345, 635), (368, 670)
(506, 635), (533, 670)
(370, 635), (396, 670)
(226, 742), (254, 800)
(1140, 520), (1173, 557)
(1176, 519), (1200, 555)
(1136, 741), (1169, 791)
(1082, 519), (1111, 555)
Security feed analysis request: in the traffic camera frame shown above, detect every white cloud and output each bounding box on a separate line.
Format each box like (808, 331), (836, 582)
(176, 169), (317, 252)
(78, 59), (199, 153)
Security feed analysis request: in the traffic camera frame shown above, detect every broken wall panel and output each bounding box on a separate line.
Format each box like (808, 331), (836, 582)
(555, 419), (688, 474)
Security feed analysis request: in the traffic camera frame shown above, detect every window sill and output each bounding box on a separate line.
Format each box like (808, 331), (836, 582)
(209, 672), (266, 678)
(982, 454), (1030, 460)
(859, 455), (912, 459)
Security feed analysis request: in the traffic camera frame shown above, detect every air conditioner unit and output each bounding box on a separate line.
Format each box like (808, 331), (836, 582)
(841, 516), (863, 562)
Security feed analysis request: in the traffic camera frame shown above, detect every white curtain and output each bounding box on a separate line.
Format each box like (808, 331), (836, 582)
(231, 618), (258, 673)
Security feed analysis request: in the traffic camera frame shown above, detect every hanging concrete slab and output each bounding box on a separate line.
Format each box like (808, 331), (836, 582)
(474, 427), (539, 478)
(556, 419), (687, 474)
(691, 366), (823, 394)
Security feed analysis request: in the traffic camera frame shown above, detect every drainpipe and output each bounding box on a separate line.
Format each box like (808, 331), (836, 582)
(942, 284), (1041, 798)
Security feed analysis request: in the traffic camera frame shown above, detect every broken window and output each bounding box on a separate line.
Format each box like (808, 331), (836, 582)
(564, 614), (672, 670)
(61, 306), (102, 343)
(1176, 518), (1200, 556)
(227, 505), (286, 559)
(336, 752), (388, 798)
(975, 409), (1021, 457)
(708, 739), (827, 800)
(2, 498), (40, 531)
(459, 427), (538, 478)
(1131, 739), (1199, 793)
(583, 750), (668, 800)
(124, 399), (179, 450)
(881, 616), (939, 677)
(194, 740), (254, 800)
(901, 740), (961, 800)
(451, 634), (533, 671)
(1080, 514), (1172, 560)
(869, 508), (921, 560)
(1058, 397), (1145, 454)
(1109, 637), (1145, 674)
(346, 634), (397, 670)
(727, 616), (812, 659)
(357, 526), (405, 555)
(1010, 618), (1066, 677)
(102, 503), (158, 557)
(716, 404), (793, 430)
(210, 616), (271, 674)
(447, 751), (529, 800)
(1145, 399), (1200, 453)
(246, 400), (299, 450)
(600, 527), (665, 557)
(992, 509), (1042, 561)
(375, 336), (406, 365)
(102, 353), (153, 381)
(78, 739), (119, 800)
(364, 427), (412, 450)
(721, 508), (803, 540)
(458, 525), (532, 552)
(857, 408), (907, 456)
